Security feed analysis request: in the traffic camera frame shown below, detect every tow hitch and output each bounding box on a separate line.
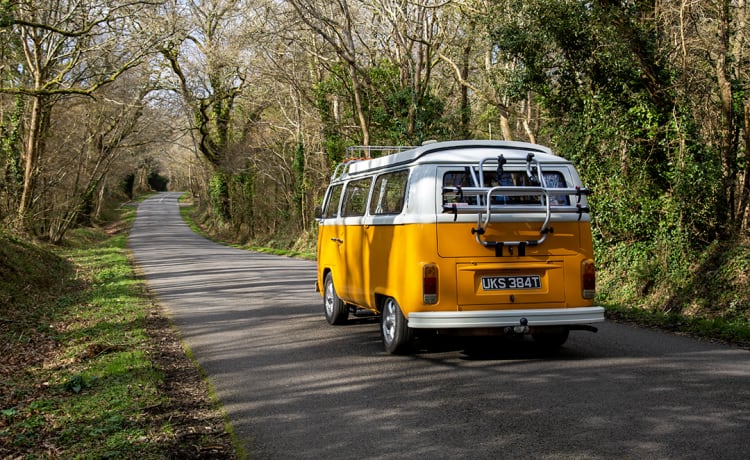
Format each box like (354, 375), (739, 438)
(504, 317), (530, 335)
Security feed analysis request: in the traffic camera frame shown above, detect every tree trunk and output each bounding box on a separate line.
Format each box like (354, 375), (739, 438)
(716, 1), (737, 231)
(522, 91), (536, 144)
(499, 106), (513, 141)
(350, 64), (370, 146)
(740, 102), (750, 231)
(460, 39), (472, 139)
(17, 94), (45, 229)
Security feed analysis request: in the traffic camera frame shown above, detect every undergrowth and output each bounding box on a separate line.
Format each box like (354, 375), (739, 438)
(596, 237), (750, 346)
(179, 197), (316, 260)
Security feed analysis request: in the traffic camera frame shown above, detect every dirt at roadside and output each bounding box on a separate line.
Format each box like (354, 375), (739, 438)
(143, 307), (238, 459)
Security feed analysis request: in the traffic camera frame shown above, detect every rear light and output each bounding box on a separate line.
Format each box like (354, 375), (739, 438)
(582, 259), (596, 299)
(423, 263), (438, 304)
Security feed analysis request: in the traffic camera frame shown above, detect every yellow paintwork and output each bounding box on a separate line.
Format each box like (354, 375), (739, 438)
(317, 219), (594, 317)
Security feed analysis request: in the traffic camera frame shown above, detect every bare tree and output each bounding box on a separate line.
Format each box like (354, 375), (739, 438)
(159, 0), (271, 167)
(286, 0), (372, 145)
(363, 0), (447, 138)
(659, 0), (750, 232)
(1, 0), (170, 233)
(438, 0), (523, 140)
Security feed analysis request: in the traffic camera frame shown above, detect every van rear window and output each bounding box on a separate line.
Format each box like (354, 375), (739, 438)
(443, 169), (569, 206)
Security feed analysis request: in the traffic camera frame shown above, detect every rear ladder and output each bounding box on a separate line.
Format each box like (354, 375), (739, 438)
(441, 153), (590, 256)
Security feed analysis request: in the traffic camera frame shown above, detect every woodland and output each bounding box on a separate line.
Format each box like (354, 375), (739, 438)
(1, 0), (749, 321)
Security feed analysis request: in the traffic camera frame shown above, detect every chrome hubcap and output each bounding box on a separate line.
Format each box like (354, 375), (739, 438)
(325, 280), (334, 316)
(382, 299), (396, 342)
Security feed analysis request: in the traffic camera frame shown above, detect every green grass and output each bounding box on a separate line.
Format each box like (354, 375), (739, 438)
(604, 303), (750, 347)
(1, 208), (187, 458)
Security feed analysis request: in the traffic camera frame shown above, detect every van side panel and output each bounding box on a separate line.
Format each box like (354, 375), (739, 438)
(320, 220), (442, 313)
(342, 219), (367, 304)
(317, 220), (343, 292)
(365, 222), (440, 312)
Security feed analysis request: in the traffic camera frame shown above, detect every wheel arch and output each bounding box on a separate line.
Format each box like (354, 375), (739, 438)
(374, 292), (387, 314)
(320, 267), (332, 288)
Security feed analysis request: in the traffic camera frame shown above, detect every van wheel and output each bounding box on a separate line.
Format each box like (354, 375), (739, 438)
(324, 273), (349, 325)
(532, 328), (569, 348)
(380, 297), (413, 354)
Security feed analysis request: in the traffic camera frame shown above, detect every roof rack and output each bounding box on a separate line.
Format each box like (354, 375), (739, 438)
(331, 145), (414, 181)
(345, 145), (414, 158)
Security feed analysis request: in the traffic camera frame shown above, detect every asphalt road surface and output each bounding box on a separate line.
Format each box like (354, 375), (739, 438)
(129, 192), (750, 459)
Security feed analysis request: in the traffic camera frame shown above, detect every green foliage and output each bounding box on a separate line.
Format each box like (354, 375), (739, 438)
(480, 0), (748, 326)
(0, 95), (24, 217)
(606, 302), (750, 347)
(313, 64), (356, 157)
(147, 171), (169, 192)
(324, 137), (346, 165)
(121, 173), (136, 199)
(365, 61), (452, 145)
(0, 0), (15, 27)
(208, 172), (230, 221)
(0, 231), (74, 316)
(487, 0), (593, 111)
(313, 60), (457, 148)
(313, 74), (349, 165)
(487, 0), (728, 249)
(226, 169), (255, 239)
(63, 373), (92, 394)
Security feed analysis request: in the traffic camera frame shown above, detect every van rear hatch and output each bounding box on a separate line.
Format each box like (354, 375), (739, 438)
(437, 221), (582, 309)
(455, 260), (565, 308)
(436, 221), (582, 258)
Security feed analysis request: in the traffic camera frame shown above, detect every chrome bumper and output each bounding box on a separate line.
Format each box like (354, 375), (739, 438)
(407, 306), (605, 329)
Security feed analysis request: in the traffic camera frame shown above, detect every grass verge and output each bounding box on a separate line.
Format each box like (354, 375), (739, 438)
(177, 198), (316, 260)
(0, 206), (236, 458)
(604, 303), (750, 347)
(597, 238), (750, 349)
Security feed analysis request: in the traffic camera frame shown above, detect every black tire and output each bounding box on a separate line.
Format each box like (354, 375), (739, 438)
(531, 328), (569, 348)
(323, 273), (349, 325)
(380, 297), (414, 354)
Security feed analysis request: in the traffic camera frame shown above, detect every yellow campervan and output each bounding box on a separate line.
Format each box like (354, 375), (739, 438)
(316, 140), (604, 354)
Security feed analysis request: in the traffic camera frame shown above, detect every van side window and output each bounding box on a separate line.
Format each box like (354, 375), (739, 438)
(370, 170), (408, 215)
(322, 184), (343, 218)
(341, 178), (372, 217)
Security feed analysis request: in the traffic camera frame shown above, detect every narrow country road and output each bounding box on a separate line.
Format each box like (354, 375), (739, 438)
(129, 192), (750, 459)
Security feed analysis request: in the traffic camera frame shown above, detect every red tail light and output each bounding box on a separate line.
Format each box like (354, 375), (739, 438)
(423, 263), (438, 304)
(582, 260), (596, 299)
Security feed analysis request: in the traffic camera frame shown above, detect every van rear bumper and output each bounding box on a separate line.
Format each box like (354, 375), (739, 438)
(407, 306), (605, 329)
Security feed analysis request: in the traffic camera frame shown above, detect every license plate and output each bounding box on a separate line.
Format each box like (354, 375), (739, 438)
(481, 275), (541, 291)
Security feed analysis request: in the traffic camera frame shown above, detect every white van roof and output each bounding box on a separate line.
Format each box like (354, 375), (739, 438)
(342, 140), (569, 179)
